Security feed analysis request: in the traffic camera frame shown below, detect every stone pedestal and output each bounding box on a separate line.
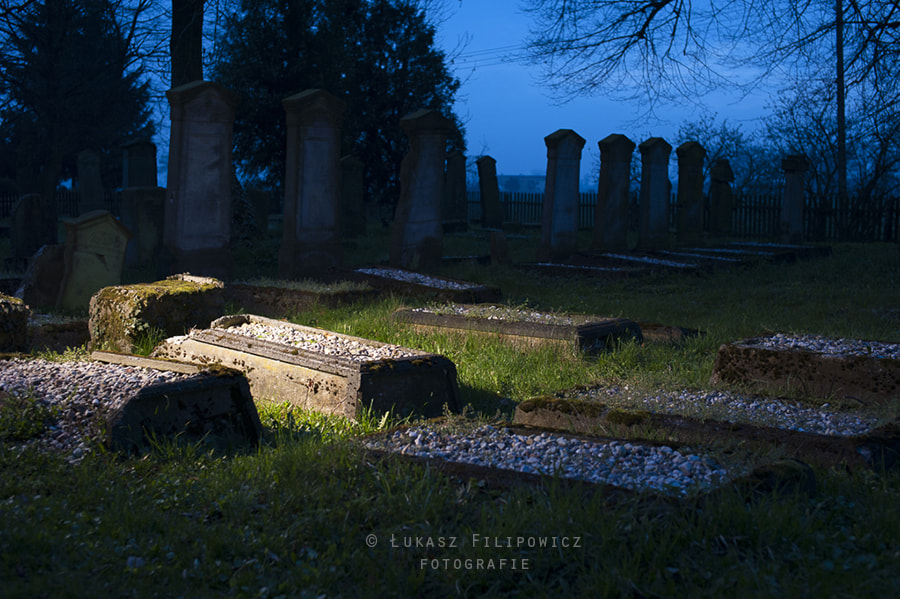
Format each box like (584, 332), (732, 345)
(539, 129), (585, 261)
(278, 89), (345, 278)
(121, 187), (166, 269)
(593, 134), (635, 251)
(781, 155), (808, 244)
(341, 155), (366, 238)
(122, 139), (158, 188)
(390, 110), (450, 270)
(709, 159), (735, 236)
(638, 137), (673, 250)
(164, 81), (239, 279)
(676, 141), (706, 245)
(476, 155), (503, 229)
(77, 149), (105, 214)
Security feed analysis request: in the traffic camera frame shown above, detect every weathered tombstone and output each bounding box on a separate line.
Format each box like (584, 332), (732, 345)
(10, 194), (55, 269)
(76, 149), (105, 214)
(709, 159), (735, 236)
(164, 80), (239, 280)
(638, 137), (673, 250)
(120, 187), (165, 269)
(539, 129), (585, 261)
(278, 89), (345, 278)
(593, 133), (635, 251)
(781, 155), (808, 243)
(246, 187), (272, 239)
(475, 155), (503, 229)
(676, 141), (707, 245)
(122, 139), (158, 188)
(443, 150), (468, 230)
(341, 155), (366, 238)
(58, 210), (133, 312)
(390, 109), (451, 270)
(0, 293), (30, 352)
(15, 244), (66, 309)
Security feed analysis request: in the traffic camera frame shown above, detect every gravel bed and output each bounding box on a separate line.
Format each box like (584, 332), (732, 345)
(743, 333), (900, 360)
(364, 424), (733, 496)
(601, 253), (697, 268)
(534, 262), (633, 273)
(0, 358), (195, 462)
(411, 304), (586, 326)
(660, 250), (744, 263)
(355, 267), (480, 290)
(570, 386), (879, 436)
(226, 321), (422, 363)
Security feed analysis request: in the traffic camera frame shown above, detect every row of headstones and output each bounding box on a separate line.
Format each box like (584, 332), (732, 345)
(476, 133), (811, 261)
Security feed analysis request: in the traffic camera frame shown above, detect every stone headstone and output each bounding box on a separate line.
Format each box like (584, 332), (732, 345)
(539, 129), (585, 261)
(10, 194), (56, 269)
(781, 155), (808, 243)
(638, 137), (673, 250)
(709, 159), (735, 236)
(593, 133), (635, 251)
(676, 141), (707, 245)
(279, 89), (345, 278)
(58, 210), (132, 312)
(164, 81), (239, 280)
(15, 244), (65, 310)
(390, 109), (451, 270)
(121, 187), (165, 269)
(122, 139), (158, 188)
(77, 149), (106, 214)
(341, 155), (366, 238)
(475, 155), (503, 229)
(443, 150), (468, 229)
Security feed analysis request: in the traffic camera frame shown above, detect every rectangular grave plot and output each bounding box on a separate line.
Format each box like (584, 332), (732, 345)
(346, 268), (501, 303)
(710, 341), (900, 407)
(153, 314), (460, 419)
(224, 283), (377, 319)
(391, 307), (642, 355)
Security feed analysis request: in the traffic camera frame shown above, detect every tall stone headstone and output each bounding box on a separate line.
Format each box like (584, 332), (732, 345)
(122, 139), (158, 188)
(676, 141), (707, 245)
(390, 109), (450, 270)
(278, 89), (345, 278)
(443, 150), (468, 230)
(638, 137), (673, 250)
(781, 155), (808, 243)
(164, 81), (238, 279)
(77, 149), (106, 214)
(121, 187), (165, 269)
(341, 155), (366, 238)
(539, 129), (585, 261)
(10, 193), (55, 269)
(709, 159), (735, 236)
(475, 155), (503, 229)
(593, 133), (635, 251)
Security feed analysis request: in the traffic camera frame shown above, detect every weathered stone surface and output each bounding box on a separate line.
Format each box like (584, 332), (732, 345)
(476, 155), (503, 229)
(121, 187), (165, 269)
(710, 339), (900, 406)
(637, 137), (672, 250)
(593, 133), (635, 251)
(16, 244), (66, 310)
(0, 293), (30, 352)
(347, 268), (501, 303)
(88, 274), (225, 353)
(675, 141), (706, 245)
(29, 318), (90, 354)
(96, 351), (262, 453)
(224, 282), (377, 319)
(151, 314), (460, 420)
(539, 129), (586, 261)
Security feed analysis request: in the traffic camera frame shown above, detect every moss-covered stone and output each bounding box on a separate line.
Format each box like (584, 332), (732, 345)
(88, 274), (224, 353)
(0, 293), (30, 352)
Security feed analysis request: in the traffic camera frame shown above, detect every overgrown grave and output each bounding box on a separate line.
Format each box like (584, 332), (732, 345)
(223, 277), (377, 319)
(152, 313), (460, 420)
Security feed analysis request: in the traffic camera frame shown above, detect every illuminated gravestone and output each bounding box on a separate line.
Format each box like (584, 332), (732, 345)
(539, 128), (585, 261)
(593, 133), (635, 251)
(676, 141), (707, 245)
(476, 155), (503, 229)
(780, 155), (808, 244)
(709, 159), (735, 236)
(637, 137), (673, 250)
(164, 81), (239, 280)
(390, 109), (451, 270)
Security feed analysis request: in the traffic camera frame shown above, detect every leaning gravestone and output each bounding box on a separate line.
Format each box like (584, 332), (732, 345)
(476, 155), (503, 229)
(637, 137), (673, 250)
(279, 89), (345, 278)
(676, 141), (706, 245)
(390, 109), (451, 270)
(709, 159), (735, 236)
(781, 155), (808, 244)
(164, 81), (239, 280)
(76, 149), (106, 214)
(593, 133), (635, 251)
(539, 129), (585, 261)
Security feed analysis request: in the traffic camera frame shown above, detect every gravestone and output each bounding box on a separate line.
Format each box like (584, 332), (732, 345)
(781, 155), (808, 244)
(164, 80), (239, 280)
(709, 159), (735, 236)
(10, 194), (56, 269)
(476, 155), (503, 229)
(593, 133), (635, 251)
(15, 244), (65, 309)
(0, 294), (30, 352)
(390, 109), (451, 270)
(443, 150), (468, 230)
(77, 149), (106, 214)
(58, 210), (132, 312)
(246, 187), (272, 239)
(676, 141), (707, 245)
(120, 187), (165, 269)
(122, 139), (158, 188)
(279, 89), (345, 278)
(638, 137), (673, 250)
(539, 129), (585, 261)
(341, 155), (366, 238)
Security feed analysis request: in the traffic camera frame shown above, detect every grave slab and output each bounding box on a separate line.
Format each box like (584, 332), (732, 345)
(346, 267), (501, 303)
(151, 314), (460, 420)
(224, 281), (376, 319)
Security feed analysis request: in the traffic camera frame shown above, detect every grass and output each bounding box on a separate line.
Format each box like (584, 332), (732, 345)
(2, 236), (900, 597)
